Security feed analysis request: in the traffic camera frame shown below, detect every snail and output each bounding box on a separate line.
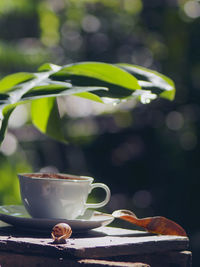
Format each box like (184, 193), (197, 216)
(51, 223), (72, 244)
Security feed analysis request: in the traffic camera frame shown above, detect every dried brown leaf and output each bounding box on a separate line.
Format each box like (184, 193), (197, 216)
(112, 209), (187, 237)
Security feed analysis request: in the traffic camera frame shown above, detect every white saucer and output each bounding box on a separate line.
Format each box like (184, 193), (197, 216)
(0, 205), (114, 232)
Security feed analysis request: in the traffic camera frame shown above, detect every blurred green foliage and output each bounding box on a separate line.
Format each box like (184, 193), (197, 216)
(0, 0), (200, 265)
(0, 153), (32, 204)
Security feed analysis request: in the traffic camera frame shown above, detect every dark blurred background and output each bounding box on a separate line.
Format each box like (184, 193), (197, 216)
(0, 0), (199, 265)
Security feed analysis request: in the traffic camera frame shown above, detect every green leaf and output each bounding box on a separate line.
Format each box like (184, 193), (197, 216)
(22, 84), (108, 101)
(73, 92), (104, 103)
(0, 72), (35, 93)
(38, 63), (61, 72)
(117, 63), (175, 101)
(61, 62), (141, 90)
(22, 83), (72, 99)
(0, 61), (176, 145)
(0, 104), (17, 144)
(0, 93), (10, 104)
(50, 62), (141, 98)
(31, 97), (66, 143)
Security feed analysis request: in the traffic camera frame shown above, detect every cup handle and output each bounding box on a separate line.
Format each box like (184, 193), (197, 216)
(85, 183), (111, 209)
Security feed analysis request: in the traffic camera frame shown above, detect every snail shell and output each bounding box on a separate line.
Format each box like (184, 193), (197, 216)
(51, 223), (72, 243)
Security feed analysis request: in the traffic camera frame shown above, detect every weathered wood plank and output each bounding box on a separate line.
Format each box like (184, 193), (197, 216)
(79, 259), (150, 266)
(0, 226), (189, 259)
(0, 250), (192, 267)
(0, 251), (150, 267)
(108, 251), (192, 267)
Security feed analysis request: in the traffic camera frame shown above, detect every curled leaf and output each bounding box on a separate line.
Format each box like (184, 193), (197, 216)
(112, 209), (187, 237)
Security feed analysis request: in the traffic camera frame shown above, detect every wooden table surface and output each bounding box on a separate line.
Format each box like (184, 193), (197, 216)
(0, 225), (192, 267)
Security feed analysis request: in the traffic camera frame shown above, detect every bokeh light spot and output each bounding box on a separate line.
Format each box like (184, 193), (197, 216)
(132, 47), (153, 68)
(0, 132), (18, 156)
(166, 111), (184, 130)
(82, 15), (101, 33)
(184, 1), (200, 19)
(8, 104), (29, 128)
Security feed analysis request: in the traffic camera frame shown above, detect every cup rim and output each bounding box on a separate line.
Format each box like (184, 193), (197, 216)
(18, 173), (94, 182)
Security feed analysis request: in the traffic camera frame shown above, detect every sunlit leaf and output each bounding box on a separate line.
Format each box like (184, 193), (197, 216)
(117, 63), (175, 100)
(0, 61), (176, 145)
(31, 98), (66, 143)
(0, 73), (35, 93)
(52, 62), (141, 89)
(50, 62), (141, 98)
(38, 63), (61, 72)
(73, 92), (104, 103)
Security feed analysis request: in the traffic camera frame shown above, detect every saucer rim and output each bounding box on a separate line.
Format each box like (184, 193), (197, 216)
(0, 205), (114, 232)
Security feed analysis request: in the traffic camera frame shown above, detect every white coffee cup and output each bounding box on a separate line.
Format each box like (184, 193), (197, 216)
(18, 173), (111, 220)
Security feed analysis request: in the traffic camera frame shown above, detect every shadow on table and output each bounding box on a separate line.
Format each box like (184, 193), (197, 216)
(0, 225), (152, 239)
